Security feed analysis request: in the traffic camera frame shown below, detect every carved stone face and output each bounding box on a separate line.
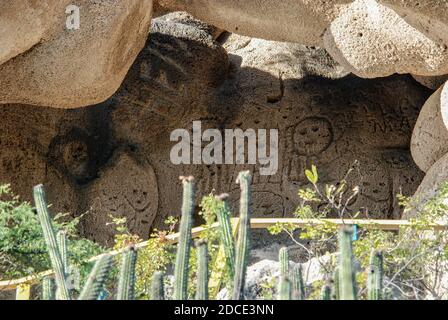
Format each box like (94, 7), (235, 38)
(294, 117), (333, 156)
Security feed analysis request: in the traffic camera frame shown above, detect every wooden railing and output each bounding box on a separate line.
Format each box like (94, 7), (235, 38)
(1, 218), (446, 300)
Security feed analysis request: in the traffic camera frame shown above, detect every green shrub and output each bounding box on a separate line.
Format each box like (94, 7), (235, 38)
(0, 184), (103, 280)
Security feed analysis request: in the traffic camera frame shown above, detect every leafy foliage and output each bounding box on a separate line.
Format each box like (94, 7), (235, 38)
(268, 164), (448, 300)
(0, 184), (103, 280)
(110, 215), (177, 300)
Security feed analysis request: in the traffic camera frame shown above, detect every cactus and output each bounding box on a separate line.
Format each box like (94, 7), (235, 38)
(278, 247), (292, 300)
(215, 194), (235, 282)
(232, 171), (252, 300)
(331, 267), (340, 300)
(56, 230), (69, 273)
(42, 276), (55, 300)
(338, 226), (357, 300)
(291, 264), (305, 300)
(117, 246), (137, 300)
(56, 230), (69, 300)
(174, 176), (195, 300)
(278, 276), (291, 300)
(321, 280), (332, 300)
(78, 254), (112, 300)
(279, 247), (289, 278)
(33, 184), (71, 300)
(151, 271), (165, 300)
(367, 250), (384, 300)
(195, 240), (209, 300)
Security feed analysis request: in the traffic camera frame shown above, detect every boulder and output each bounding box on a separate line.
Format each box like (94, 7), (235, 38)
(324, 0), (448, 78)
(0, 0), (153, 108)
(0, 1), (70, 65)
(411, 82), (448, 172)
(159, 0), (448, 78)
(412, 75), (448, 90)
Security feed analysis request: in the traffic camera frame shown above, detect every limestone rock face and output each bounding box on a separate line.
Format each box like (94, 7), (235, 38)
(0, 1), (70, 65)
(158, 0), (350, 46)
(407, 153), (448, 221)
(411, 83), (448, 173)
(0, 0), (153, 108)
(412, 75), (448, 90)
(159, 0), (448, 79)
(0, 16), (429, 245)
(323, 0), (448, 78)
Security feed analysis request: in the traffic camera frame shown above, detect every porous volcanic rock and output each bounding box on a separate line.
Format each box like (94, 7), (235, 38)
(0, 15), (429, 245)
(411, 82), (448, 173)
(0, 0), (153, 108)
(159, 0), (448, 79)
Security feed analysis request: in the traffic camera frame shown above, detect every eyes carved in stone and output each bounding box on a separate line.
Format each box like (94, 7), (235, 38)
(293, 117), (334, 157)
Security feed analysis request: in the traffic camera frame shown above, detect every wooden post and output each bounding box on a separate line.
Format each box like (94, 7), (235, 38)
(16, 284), (31, 300)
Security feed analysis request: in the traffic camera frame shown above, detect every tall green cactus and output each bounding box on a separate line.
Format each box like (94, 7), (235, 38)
(78, 254), (112, 300)
(195, 240), (209, 300)
(338, 226), (357, 300)
(57, 230), (69, 273)
(215, 194), (235, 282)
(174, 176), (195, 300)
(33, 184), (71, 300)
(117, 246), (137, 300)
(56, 230), (69, 300)
(279, 247), (289, 277)
(151, 271), (165, 300)
(331, 267), (340, 300)
(42, 276), (55, 300)
(367, 250), (383, 300)
(278, 276), (291, 300)
(321, 280), (332, 300)
(291, 264), (305, 300)
(232, 171), (252, 300)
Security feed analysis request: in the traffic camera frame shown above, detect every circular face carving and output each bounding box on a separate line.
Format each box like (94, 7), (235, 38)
(294, 117), (333, 156)
(62, 140), (89, 178)
(84, 151), (159, 245)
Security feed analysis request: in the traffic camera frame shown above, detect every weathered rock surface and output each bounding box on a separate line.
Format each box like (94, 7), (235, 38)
(411, 83), (448, 173)
(407, 152), (448, 221)
(0, 0), (153, 108)
(412, 75), (448, 90)
(323, 0), (448, 78)
(0, 15), (429, 245)
(0, 1), (70, 65)
(159, 0), (448, 79)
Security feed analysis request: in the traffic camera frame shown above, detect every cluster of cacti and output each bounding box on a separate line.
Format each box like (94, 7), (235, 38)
(36, 171), (253, 300)
(275, 226), (385, 301)
(150, 171), (252, 300)
(34, 184), (71, 300)
(277, 248), (305, 300)
(34, 173), (384, 301)
(331, 226), (384, 300)
(35, 184), (137, 300)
